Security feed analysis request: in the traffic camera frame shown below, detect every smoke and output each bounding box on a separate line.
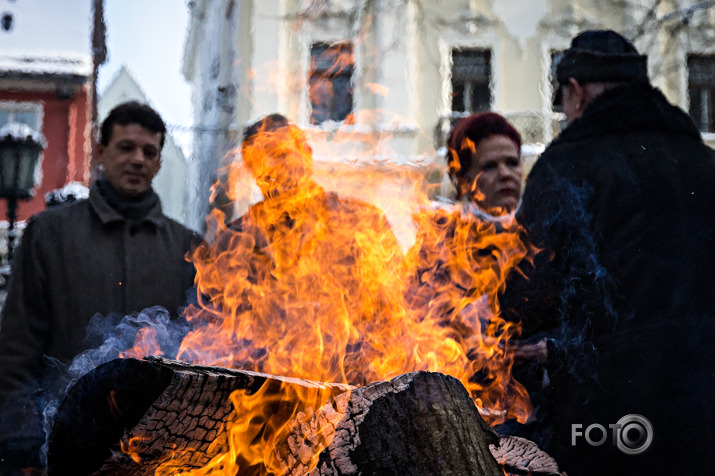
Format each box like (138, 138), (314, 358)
(39, 305), (189, 466)
(502, 177), (628, 439)
(74, 305), (189, 372)
(522, 178), (624, 377)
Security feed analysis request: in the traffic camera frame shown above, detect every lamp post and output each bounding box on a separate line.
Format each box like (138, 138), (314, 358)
(0, 122), (45, 266)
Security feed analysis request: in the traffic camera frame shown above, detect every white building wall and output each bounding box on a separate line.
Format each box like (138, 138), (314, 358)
(183, 0), (241, 232)
(182, 0), (715, 237)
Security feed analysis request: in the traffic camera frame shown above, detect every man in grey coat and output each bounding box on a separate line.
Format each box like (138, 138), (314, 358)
(0, 101), (199, 473)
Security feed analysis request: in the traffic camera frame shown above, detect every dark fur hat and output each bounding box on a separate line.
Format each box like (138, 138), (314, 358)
(554, 30), (648, 105)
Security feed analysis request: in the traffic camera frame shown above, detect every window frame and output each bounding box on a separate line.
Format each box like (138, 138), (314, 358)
(0, 100), (44, 132)
(687, 54), (715, 134)
(308, 41), (355, 125)
(449, 47), (492, 117)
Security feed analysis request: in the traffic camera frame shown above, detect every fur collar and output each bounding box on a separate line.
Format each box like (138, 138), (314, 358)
(553, 82), (702, 146)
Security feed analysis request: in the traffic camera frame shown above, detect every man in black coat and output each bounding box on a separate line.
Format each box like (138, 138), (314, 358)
(502, 30), (715, 475)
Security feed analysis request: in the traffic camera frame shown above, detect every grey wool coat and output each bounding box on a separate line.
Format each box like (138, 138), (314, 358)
(0, 183), (198, 409)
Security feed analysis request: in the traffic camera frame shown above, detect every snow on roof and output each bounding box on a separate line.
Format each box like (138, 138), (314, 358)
(0, 53), (92, 78)
(0, 122), (47, 148)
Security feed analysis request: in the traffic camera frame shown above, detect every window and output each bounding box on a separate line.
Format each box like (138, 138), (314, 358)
(451, 48), (491, 115)
(688, 55), (715, 133)
(1, 13), (13, 32)
(0, 101), (43, 131)
(550, 50), (565, 114)
(309, 42), (354, 125)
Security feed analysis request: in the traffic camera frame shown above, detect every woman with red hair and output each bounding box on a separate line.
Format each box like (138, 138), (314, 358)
(404, 113), (533, 426)
(446, 112), (523, 216)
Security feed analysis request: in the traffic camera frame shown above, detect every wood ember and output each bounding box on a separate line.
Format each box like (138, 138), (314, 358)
(490, 435), (564, 476)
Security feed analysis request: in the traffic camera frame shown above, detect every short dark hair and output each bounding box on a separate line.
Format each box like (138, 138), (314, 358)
(242, 113), (291, 148)
(240, 113), (313, 175)
(100, 101), (166, 148)
(446, 112), (521, 184)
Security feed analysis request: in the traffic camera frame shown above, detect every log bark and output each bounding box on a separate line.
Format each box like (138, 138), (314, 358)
(283, 371), (503, 476)
(490, 436), (564, 476)
(47, 357), (349, 475)
(47, 357), (531, 476)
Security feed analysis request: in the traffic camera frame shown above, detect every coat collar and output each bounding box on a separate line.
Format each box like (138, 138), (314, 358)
(553, 81), (702, 146)
(424, 197), (518, 232)
(460, 199), (519, 229)
(88, 181), (165, 228)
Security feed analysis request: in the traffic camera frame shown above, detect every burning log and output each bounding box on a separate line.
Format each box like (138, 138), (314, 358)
(47, 357), (349, 475)
(48, 357), (547, 475)
(283, 368), (502, 476)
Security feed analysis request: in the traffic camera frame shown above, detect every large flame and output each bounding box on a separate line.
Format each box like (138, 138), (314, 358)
(122, 118), (532, 475)
(406, 204), (532, 421)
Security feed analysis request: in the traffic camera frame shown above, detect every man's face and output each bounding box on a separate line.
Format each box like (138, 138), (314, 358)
(243, 126), (312, 198)
(460, 135), (522, 213)
(98, 123), (162, 197)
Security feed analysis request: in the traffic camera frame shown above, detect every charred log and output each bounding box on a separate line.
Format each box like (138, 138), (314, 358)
(47, 357), (348, 475)
(281, 370), (503, 476)
(48, 357), (548, 475)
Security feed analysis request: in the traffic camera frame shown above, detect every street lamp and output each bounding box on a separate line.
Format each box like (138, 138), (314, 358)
(0, 122), (45, 265)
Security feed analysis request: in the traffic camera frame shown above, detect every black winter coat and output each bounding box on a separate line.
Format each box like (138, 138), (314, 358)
(501, 82), (715, 475)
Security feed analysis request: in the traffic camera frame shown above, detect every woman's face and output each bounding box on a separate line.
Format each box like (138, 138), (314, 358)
(459, 135), (522, 214)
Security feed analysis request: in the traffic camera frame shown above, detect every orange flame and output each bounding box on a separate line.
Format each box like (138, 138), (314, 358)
(165, 380), (348, 476)
(365, 83), (389, 97)
(406, 205), (532, 422)
(134, 116), (533, 473)
(119, 49), (533, 469)
(121, 436), (147, 464)
(120, 326), (161, 359)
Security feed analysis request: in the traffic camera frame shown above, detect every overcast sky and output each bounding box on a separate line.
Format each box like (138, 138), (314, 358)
(0, 0), (90, 55)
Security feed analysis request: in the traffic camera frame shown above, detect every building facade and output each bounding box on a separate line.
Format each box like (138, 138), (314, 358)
(183, 0), (715, 243)
(0, 0), (104, 305)
(0, 0), (104, 222)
